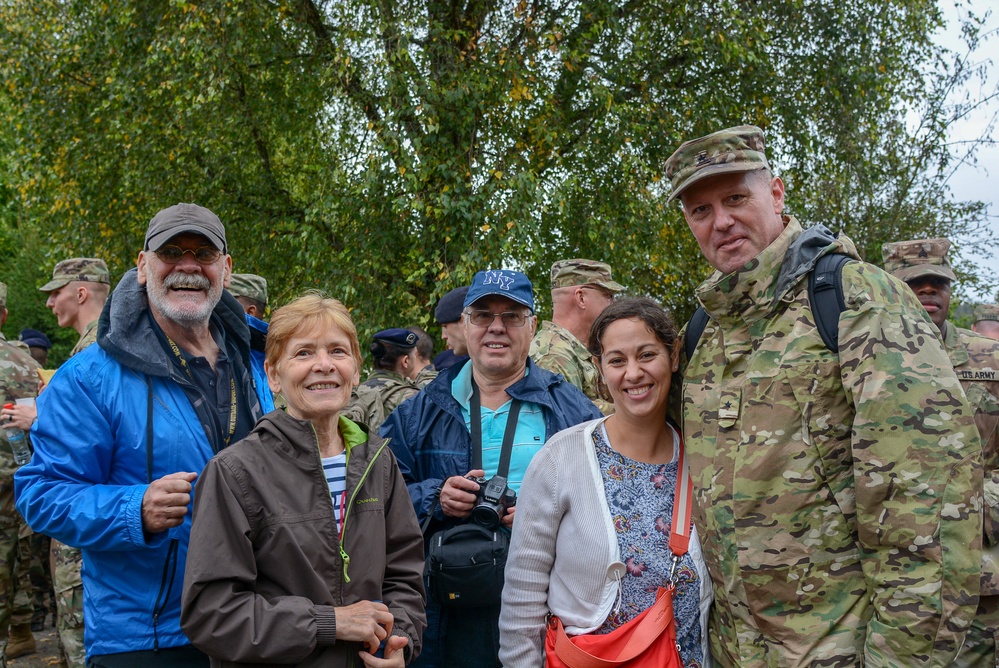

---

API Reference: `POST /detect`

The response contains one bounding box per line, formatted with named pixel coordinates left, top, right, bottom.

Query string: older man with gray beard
left=15, top=203, right=263, bottom=668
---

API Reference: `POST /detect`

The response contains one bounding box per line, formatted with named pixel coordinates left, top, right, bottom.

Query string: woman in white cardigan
left=499, top=296, right=712, bottom=667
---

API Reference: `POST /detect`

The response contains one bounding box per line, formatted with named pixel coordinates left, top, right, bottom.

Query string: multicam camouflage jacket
left=413, top=364, right=438, bottom=389
left=0, top=332, right=39, bottom=525
left=681, top=218, right=983, bottom=668
left=70, top=319, right=98, bottom=357
left=342, top=370, right=420, bottom=433
left=942, top=322, right=999, bottom=601
left=530, top=320, right=612, bottom=415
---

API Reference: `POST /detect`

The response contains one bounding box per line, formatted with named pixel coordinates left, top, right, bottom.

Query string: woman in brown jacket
left=181, top=293, right=426, bottom=667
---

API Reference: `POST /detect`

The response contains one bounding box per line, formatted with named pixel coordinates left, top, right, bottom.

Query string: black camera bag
left=422, top=381, right=521, bottom=609
left=426, top=522, right=510, bottom=607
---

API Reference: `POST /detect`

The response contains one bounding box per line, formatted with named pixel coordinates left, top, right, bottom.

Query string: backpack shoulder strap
left=684, top=306, right=710, bottom=361
left=809, top=253, right=853, bottom=354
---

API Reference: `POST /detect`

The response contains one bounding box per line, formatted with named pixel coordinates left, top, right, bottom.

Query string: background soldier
left=343, top=328, right=421, bottom=432
left=530, top=259, right=624, bottom=414
left=406, top=326, right=438, bottom=388
left=30, top=257, right=109, bottom=668
left=974, top=304, right=999, bottom=341
left=884, top=238, right=999, bottom=667
left=227, top=273, right=274, bottom=413
left=17, top=331, right=51, bottom=369
left=0, top=282, right=41, bottom=664
left=434, top=286, right=469, bottom=358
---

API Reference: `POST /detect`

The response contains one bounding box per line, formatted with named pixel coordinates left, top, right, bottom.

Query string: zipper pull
left=340, top=545, right=351, bottom=583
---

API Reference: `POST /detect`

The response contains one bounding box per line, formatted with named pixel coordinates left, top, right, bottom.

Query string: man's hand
left=440, top=469, right=484, bottom=518
left=141, top=471, right=197, bottom=533
left=1, top=403, right=36, bottom=432
left=501, top=504, right=516, bottom=528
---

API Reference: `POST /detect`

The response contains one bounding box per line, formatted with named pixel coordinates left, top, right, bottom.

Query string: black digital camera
left=466, top=474, right=517, bottom=529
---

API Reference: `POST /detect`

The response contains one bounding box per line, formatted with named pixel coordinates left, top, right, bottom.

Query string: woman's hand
left=358, top=635, right=408, bottom=667
left=440, top=469, right=484, bottom=518
left=334, top=601, right=394, bottom=652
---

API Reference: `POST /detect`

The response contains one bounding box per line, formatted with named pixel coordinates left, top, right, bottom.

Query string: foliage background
left=0, top=0, right=993, bottom=365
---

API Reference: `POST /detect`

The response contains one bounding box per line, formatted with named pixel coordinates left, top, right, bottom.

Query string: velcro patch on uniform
left=958, top=370, right=998, bottom=381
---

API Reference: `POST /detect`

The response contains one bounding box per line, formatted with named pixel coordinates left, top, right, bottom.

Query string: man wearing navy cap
left=342, top=328, right=422, bottom=433
left=434, top=286, right=469, bottom=358
left=383, top=269, right=600, bottom=668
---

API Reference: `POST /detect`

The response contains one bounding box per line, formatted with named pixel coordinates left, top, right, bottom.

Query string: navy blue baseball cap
left=434, top=286, right=470, bottom=324
left=374, top=328, right=418, bottom=348
left=463, top=269, right=535, bottom=312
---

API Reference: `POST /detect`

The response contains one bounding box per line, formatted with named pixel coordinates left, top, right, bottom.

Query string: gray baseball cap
left=145, top=203, right=227, bottom=252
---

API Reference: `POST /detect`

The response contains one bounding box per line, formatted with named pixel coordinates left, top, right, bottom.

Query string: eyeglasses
left=153, top=245, right=222, bottom=265
left=464, top=310, right=531, bottom=328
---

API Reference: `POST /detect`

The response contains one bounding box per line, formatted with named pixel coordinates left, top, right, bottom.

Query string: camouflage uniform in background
left=412, top=364, right=438, bottom=389
left=342, top=371, right=420, bottom=433
left=529, top=321, right=612, bottom=415
left=681, top=218, right=983, bottom=666
left=942, top=323, right=999, bottom=668
left=49, top=322, right=95, bottom=668
left=883, top=238, right=999, bottom=667
left=37, top=258, right=109, bottom=668
left=530, top=259, right=624, bottom=416
left=0, top=331, right=40, bottom=662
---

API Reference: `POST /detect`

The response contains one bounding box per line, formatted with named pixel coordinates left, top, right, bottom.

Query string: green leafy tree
left=0, top=0, right=992, bottom=344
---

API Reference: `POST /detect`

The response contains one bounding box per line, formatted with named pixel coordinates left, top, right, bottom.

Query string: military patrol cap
left=881, top=238, right=957, bottom=283
left=145, top=203, right=227, bottom=252
left=39, top=257, right=111, bottom=293
left=975, top=304, right=999, bottom=323
left=464, top=269, right=535, bottom=313
left=19, top=329, right=52, bottom=350
left=0, top=282, right=6, bottom=308
left=228, top=273, right=268, bottom=306
left=665, top=125, right=770, bottom=202
left=550, top=259, right=626, bottom=293
left=435, top=286, right=470, bottom=324
left=374, top=328, right=418, bottom=348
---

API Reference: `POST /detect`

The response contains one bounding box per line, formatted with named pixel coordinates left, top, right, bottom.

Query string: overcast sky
left=938, top=3, right=999, bottom=300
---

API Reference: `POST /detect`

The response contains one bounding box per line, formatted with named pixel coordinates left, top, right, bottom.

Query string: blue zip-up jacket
left=15, top=268, right=262, bottom=658
left=380, top=358, right=602, bottom=529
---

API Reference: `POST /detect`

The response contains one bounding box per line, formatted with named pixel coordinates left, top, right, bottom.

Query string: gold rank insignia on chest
left=958, top=369, right=998, bottom=381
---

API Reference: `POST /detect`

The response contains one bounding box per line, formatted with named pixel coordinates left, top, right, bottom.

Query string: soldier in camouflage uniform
left=407, top=326, right=439, bottom=388
left=974, top=304, right=999, bottom=341
left=667, top=125, right=983, bottom=667
left=342, top=328, right=421, bottom=432
left=0, top=282, right=41, bottom=665
left=884, top=238, right=999, bottom=667
left=529, top=259, right=624, bottom=415
left=36, top=258, right=110, bottom=668
left=227, top=273, right=277, bottom=413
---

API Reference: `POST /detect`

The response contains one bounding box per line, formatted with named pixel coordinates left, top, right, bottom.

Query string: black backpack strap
left=684, top=306, right=710, bottom=361
left=809, top=253, right=853, bottom=354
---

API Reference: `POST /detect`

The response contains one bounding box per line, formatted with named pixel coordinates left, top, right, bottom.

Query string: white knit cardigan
left=498, top=417, right=712, bottom=667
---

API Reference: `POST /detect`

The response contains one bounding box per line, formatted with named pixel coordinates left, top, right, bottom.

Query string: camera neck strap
left=470, top=377, right=522, bottom=479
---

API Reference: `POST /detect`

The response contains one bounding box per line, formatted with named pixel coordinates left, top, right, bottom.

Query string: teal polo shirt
left=451, top=362, right=546, bottom=493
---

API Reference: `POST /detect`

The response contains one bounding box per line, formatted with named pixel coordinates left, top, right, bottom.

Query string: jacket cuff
left=315, top=605, right=337, bottom=646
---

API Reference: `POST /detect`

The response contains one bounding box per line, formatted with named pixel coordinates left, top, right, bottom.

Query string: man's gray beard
left=144, top=266, right=222, bottom=328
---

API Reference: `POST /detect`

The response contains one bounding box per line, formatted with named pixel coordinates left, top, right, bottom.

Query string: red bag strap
left=550, top=587, right=675, bottom=668
left=668, top=426, right=692, bottom=558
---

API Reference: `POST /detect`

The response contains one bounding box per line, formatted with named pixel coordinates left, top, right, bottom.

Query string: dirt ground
left=7, top=624, right=62, bottom=668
